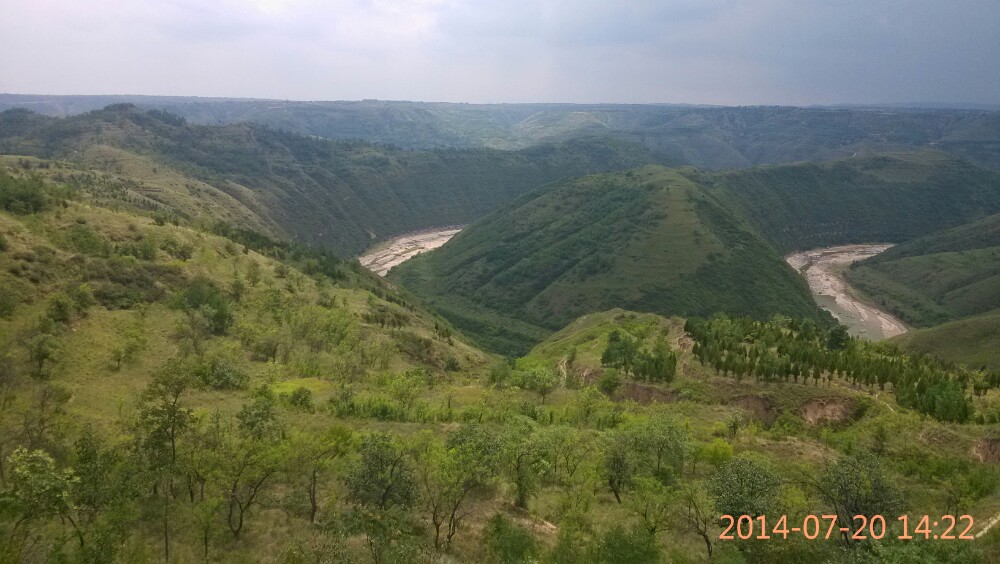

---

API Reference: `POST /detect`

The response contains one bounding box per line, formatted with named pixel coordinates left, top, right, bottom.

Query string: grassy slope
left=844, top=212, right=1000, bottom=327
left=0, top=106, right=662, bottom=256
left=0, top=160, right=493, bottom=426
left=890, top=309, right=1000, bottom=371
left=702, top=152, right=1000, bottom=253
left=391, top=165, right=823, bottom=355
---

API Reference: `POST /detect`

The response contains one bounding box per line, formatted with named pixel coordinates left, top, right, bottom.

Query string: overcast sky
left=1, top=0, right=998, bottom=105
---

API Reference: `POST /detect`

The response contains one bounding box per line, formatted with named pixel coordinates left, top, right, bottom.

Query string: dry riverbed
left=358, top=227, right=463, bottom=276
left=786, top=244, right=908, bottom=340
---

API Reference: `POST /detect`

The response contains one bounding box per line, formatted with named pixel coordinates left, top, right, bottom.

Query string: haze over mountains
left=4, top=94, right=1000, bottom=171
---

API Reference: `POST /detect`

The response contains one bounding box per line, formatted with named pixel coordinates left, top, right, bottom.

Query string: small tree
left=26, top=333, right=59, bottom=378
left=627, top=476, right=675, bottom=535
left=521, top=367, right=559, bottom=404
left=815, top=452, right=904, bottom=546
left=346, top=433, right=417, bottom=512
left=708, top=454, right=781, bottom=519
left=602, top=432, right=638, bottom=503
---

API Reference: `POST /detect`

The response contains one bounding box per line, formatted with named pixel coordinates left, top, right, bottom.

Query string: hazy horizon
left=2, top=1, right=998, bottom=107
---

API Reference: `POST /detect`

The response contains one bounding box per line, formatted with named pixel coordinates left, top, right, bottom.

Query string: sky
left=1, top=0, right=998, bottom=106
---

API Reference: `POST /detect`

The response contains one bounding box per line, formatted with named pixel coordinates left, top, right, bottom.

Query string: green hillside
left=0, top=105, right=660, bottom=256
left=844, top=213, right=1000, bottom=327
left=703, top=152, right=1000, bottom=253
left=390, top=166, right=824, bottom=355
left=5, top=95, right=1000, bottom=171
left=891, top=309, right=1000, bottom=371
left=4, top=164, right=1000, bottom=563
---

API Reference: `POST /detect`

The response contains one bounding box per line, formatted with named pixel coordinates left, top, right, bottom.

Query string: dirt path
left=786, top=244, right=907, bottom=341
left=357, top=227, right=463, bottom=276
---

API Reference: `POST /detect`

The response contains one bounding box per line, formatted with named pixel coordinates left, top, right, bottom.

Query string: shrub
left=285, top=386, right=314, bottom=411
left=196, top=356, right=249, bottom=390
left=47, top=293, right=75, bottom=324
left=482, top=514, right=537, bottom=564
left=173, top=277, right=233, bottom=334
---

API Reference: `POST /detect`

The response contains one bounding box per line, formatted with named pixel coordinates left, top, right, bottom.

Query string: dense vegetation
left=4, top=95, right=1000, bottom=171
left=0, top=105, right=662, bottom=256
left=685, top=315, right=1000, bottom=424
left=391, top=166, right=826, bottom=355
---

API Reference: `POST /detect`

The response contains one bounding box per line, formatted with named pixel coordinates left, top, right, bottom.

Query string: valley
left=358, top=227, right=463, bottom=276
left=786, top=244, right=908, bottom=340
left=0, top=103, right=998, bottom=564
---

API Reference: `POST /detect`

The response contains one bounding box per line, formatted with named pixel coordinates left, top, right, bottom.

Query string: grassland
left=890, top=309, right=1000, bottom=371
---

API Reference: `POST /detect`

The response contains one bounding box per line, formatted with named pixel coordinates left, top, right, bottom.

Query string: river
left=357, top=227, right=463, bottom=276
left=786, top=244, right=908, bottom=340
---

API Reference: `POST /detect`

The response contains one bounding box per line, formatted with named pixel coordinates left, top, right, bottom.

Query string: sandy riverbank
left=358, top=227, right=463, bottom=276
left=786, top=244, right=908, bottom=340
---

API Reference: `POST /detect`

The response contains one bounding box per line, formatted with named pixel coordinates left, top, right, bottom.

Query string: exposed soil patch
left=733, top=395, right=777, bottom=425
left=580, top=369, right=677, bottom=405
left=614, top=381, right=677, bottom=404
left=973, top=438, right=1000, bottom=463
left=800, top=397, right=856, bottom=425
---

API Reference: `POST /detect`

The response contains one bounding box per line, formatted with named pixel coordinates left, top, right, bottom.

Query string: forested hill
left=0, top=105, right=660, bottom=256
left=701, top=152, right=1000, bottom=253
left=3, top=96, right=1000, bottom=171
left=390, top=166, right=825, bottom=355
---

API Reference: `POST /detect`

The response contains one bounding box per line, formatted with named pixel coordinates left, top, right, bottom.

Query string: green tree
left=815, top=452, right=904, bottom=546
left=411, top=425, right=501, bottom=550
left=697, top=438, right=733, bottom=471
left=219, top=430, right=282, bottom=539
left=633, top=414, right=689, bottom=480
left=627, top=476, right=675, bottom=535
left=708, top=455, right=781, bottom=519
left=26, top=333, right=59, bottom=378
left=287, top=427, right=352, bottom=523
left=521, top=367, right=559, bottom=404
left=1, top=448, right=80, bottom=549
left=501, top=416, right=542, bottom=510
left=346, top=432, right=417, bottom=512
left=602, top=431, right=638, bottom=503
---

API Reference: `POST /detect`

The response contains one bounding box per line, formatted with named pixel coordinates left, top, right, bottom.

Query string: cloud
left=0, top=0, right=996, bottom=104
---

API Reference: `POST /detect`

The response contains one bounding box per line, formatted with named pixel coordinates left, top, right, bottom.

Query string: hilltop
left=390, top=165, right=825, bottom=355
